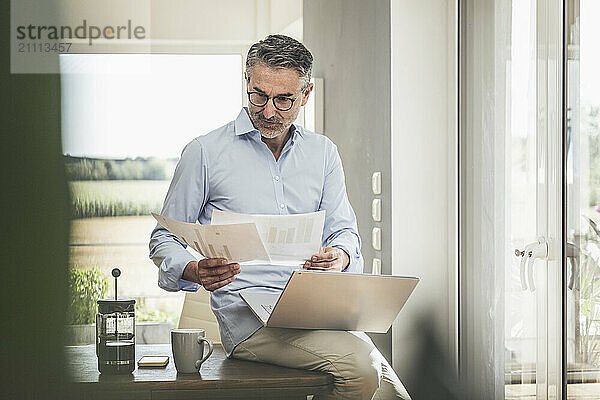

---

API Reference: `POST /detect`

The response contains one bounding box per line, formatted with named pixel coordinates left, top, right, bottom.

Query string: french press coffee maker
left=96, top=268, right=136, bottom=374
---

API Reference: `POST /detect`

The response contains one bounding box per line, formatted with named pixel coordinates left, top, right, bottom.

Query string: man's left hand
left=303, top=247, right=349, bottom=271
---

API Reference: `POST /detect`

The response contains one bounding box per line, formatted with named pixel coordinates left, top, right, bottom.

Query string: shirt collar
left=234, top=108, right=258, bottom=136
left=234, top=107, right=302, bottom=139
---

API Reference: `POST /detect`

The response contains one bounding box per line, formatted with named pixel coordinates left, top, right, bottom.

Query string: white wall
left=390, top=0, right=457, bottom=376
left=303, top=0, right=394, bottom=361
left=144, top=0, right=303, bottom=107
left=145, top=0, right=302, bottom=116
left=304, top=0, right=457, bottom=382
left=148, top=0, right=302, bottom=46
left=55, top=0, right=303, bottom=54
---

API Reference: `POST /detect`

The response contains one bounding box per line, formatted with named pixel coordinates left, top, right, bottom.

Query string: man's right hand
left=182, top=259, right=241, bottom=292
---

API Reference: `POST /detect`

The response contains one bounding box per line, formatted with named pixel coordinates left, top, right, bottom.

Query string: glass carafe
left=96, top=299, right=136, bottom=374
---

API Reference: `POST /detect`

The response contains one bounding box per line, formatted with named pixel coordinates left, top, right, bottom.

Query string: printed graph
left=266, top=218, right=313, bottom=244
left=193, top=228, right=233, bottom=258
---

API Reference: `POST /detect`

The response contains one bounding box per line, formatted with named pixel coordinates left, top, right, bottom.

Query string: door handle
left=515, top=237, right=548, bottom=291
left=566, top=242, right=580, bottom=291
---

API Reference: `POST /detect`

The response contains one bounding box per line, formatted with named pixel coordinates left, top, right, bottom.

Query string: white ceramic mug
left=171, top=329, right=214, bottom=373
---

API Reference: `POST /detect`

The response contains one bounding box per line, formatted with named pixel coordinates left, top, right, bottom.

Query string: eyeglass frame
left=246, top=84, right=310, bottom=112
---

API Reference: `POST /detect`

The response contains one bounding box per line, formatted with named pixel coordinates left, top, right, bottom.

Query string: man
left=149, top=34, right=410, bottom=400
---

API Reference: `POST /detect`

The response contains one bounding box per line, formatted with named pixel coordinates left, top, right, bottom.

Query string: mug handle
left=194, top=337, right=214, bottom=371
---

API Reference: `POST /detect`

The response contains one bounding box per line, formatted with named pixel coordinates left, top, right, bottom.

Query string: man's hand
left=303, top=247, right=349, bottom=272
left=182, top=258, right=241, bottom=292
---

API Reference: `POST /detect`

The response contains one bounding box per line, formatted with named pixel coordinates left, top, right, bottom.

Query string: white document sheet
left=211, top=210, right=326, bottom=265
left=239, top=290, right=281, bottom=326
left=152, top=213, right=271, bottom=263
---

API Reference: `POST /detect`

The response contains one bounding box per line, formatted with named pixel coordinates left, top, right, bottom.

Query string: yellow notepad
left=137, top=356, right=169, bottom=367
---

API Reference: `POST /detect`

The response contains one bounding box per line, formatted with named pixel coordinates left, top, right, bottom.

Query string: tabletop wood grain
left=65, top=344, right=333, bottom=399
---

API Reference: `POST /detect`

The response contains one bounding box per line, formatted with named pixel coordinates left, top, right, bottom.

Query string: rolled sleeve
left=149, top=238, right=198, bottom=292
left=319, top=142, right=364, bottom=273
left=148, top=139, right=209, bottom=292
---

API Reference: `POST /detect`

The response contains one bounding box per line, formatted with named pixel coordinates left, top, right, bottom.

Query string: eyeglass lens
left=248, top=93, right=294, bottom=111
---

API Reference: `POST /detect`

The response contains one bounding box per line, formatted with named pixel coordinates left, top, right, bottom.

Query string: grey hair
left=246, top=34, right=313, bottom=89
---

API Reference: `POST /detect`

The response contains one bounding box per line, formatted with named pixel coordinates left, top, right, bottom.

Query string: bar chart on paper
left=151, top=213, right=270, bottom=263
left=192, top=228, right=233, bottom=259
left=152, top=211, right=326, bottom=265
left=266, top=218, right=313, bottom=245
left=211, top=210, right=326, bottom=264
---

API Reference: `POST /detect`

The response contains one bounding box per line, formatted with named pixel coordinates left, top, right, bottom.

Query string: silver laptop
left=239, top=270, right=419, bottom=333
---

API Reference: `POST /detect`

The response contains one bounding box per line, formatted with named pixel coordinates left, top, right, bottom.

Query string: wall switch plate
left=372, top=227, right=381, bottom=251
left=372, top=199, right=381, bottom=221
left=372, top=172, right=381, bottom=195
left=372, top=258, right=381, bottom=275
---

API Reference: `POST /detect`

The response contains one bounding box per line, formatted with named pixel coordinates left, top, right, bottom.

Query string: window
left=61, top=54, right=242, bottom=327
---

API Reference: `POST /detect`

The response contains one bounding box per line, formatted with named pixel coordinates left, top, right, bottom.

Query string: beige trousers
left=231, top=327, right=411, bottom=400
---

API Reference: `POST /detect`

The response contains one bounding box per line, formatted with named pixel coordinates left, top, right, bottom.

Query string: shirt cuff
left=157, top=252, right=198, bottom=292
left=178, top=279, right=201, bottom=292
left=332, top=244, right=363, bottom=273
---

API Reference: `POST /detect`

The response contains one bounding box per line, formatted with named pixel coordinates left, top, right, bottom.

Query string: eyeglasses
left=247, top=91, right=298, bottom=111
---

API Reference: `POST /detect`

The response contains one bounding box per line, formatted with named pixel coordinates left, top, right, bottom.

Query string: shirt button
left=274, top=175, right=280, bottom=181
left=279, top=204, right=285, bottom=209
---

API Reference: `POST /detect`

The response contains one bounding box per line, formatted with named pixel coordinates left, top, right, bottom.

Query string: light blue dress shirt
left=149, top=108, right=364, bottom=356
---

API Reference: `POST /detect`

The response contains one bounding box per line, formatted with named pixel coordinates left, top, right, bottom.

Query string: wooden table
left=65, top=344, right=333, bottom=400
